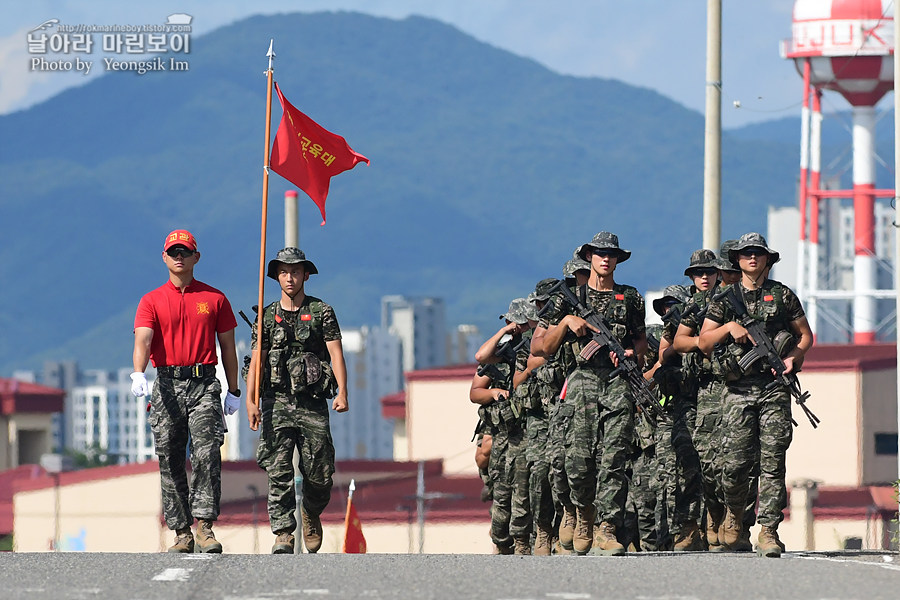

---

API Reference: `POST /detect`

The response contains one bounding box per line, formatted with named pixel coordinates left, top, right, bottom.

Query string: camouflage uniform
left=479, top=359, right=516, bottom=549
left=253, top=282, right=341, bottom=533
left=705, top=276, right=805, bottom=532
left=507, top=329, right=534, bottom=544
left=150, top=374, right=225, bottom=530
left=562, top=283, right=645, bottom=530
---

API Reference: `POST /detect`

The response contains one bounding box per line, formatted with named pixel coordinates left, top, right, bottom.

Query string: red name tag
left=764, top=295, right=774, bottom=302
left=301, top=314, right=312, bottom=321
left=615, top=294, right=625, bottom=300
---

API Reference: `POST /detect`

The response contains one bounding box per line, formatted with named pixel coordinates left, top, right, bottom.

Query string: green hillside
left=0, top=11, right=803, bottom=374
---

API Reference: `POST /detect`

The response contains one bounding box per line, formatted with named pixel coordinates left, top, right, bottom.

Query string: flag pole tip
left=266, top=39, right=275, bottom=58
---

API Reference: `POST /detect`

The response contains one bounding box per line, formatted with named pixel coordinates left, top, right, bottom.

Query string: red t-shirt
left=134, top=279, right=238, bottom=368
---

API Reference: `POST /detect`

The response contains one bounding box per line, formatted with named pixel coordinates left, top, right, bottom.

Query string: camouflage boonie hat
left=577, top=231, right=631, bottom=263
left=652, top=284, right=691, bottom=317
left=266, top=247, right=319, bottom=280
left=532, top=278, right=559, bottom=302
left=563, top=250, right=591, bottom=279
left=499, top=298, right=530, bottom=325
left=728, top=232, right=780, bottom=266
left=718, top=239, right=741, bottom=271
left=683, top=249, right=719, bottom=276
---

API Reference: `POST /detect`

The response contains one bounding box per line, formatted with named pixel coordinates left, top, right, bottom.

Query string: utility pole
left=703, top=0, right=722, bottom=249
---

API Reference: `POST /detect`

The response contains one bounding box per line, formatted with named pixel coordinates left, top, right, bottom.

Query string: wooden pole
left=251, top=40, right=276, bottom=412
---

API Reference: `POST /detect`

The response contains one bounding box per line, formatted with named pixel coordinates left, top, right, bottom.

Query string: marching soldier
left=246, top=247, right=349, bottom=554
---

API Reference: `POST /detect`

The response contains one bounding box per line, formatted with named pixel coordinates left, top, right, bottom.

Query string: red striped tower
left=785, top=0, right=895, bottom=343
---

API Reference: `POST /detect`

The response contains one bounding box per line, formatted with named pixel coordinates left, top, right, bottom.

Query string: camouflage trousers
left=256, top=391, right=335, bottom=533
left=720, top=378, right=792, bottom=528
left=655, top=393, right=702, bottom=536
left=507, top=427, right=532, bottom=540
left=525, top=409, right=555, bottom=532
left=149, top=374, right=225, bottom=530
left=488, top=426, right=512, bottom=548
left=624, top=445, right=658, bottom=551
left=547, top=399, right=573, bottom=512
left=695, top=377, right=760, bottom=532
left=565, top=368, right=634, bottom=529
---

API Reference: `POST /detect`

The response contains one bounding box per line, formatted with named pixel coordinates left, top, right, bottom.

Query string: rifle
left=714, top=285, right=820, bottom=428
left=548, top=280, right=663, bottom=421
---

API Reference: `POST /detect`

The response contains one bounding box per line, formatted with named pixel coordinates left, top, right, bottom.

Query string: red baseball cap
left=163, top=229, right=197, bottom=251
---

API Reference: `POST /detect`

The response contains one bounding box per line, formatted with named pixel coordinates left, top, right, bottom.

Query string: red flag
left=342, top=496, right=367, bottom=553
left=270, top=82, right=369, bottom=225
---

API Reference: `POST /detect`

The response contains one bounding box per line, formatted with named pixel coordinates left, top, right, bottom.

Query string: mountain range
left=0, top=11, right=895, bottom=376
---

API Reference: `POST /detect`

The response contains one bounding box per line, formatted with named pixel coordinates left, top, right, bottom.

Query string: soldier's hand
left=782, top=356, right=795, bottom=376
left=332, top=391, right=349, bottom=413
left=223, top=391, right=241, bottom=416
left=729, top=322, right=750, bottom=344
left=130, top=372, right=149, bottom=397
left=246, top=397, right=261, bottom=431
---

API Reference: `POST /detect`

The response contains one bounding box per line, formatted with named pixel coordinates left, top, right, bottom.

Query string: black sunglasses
left=738, top=247, right=766, bottom=258
left=690, top=268, right=718, bottom=277
left=166, top=247, right=195, bottom=258
left=591, top=249, right=618, bottom=258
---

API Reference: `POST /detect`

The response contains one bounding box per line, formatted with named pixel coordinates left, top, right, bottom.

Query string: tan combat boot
left=513, top=537, right=532, bottom=555
left=718, top=506, right=745, bottom=550
left=558, top=504, right=576, bottom=551
left=553, top=537, right=572, bottom=555
left=757, top=526, right=783, bottom=558
left=590, top=521, right=625, bottom=556
left=195, top=519, right=223, bottom=553
left=301, top=509, right=323, bottom=553
left=572, top=505, right=596, bottom=555
left=706, top=507, right=724, bottom=552
left=673, top=520, right=703, bottom=552
left=167, top=527, right=194, bottom=553
left=272, top=529, right=294, bottom=554
left=533, top=524, right=552, bottom=556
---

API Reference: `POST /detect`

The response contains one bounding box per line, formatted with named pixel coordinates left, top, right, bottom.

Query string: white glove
left=223, top=391, right=241, bottom=416
left=130, top=372, right=149, bottom=397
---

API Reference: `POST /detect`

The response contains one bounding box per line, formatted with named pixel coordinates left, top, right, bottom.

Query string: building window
left=874, top=433, right=898, bottom=456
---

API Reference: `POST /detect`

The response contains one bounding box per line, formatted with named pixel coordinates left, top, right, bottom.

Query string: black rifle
left=714, top=285, right=820, bottom=428
left=549, top=281, right=663, bottom=421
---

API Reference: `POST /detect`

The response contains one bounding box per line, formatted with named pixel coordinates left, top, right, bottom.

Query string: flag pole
left=342, top=479, right=356, bottom=552
left=252, top=39, right=276, bottom=413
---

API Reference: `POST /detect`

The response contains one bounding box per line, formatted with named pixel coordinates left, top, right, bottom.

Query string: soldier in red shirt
left=131, top=229, right=240, bottom=553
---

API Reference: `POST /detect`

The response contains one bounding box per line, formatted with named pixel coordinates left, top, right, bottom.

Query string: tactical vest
left=713, top=281, right=794, bottom=380
left=571, top=283, right=639, bottom=368
left=262, top=297, right=337, bottom=398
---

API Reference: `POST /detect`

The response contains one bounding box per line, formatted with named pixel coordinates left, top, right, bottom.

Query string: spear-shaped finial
left=266, top=39, right=275, bottom=72
left=349, top=478, right=356, bottom=500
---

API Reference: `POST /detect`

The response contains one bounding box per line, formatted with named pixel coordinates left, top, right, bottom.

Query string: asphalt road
left=0, top=550, right=898, bottom=600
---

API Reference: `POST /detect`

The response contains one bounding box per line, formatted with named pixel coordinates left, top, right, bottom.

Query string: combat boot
left=589, top=521, right=625, bottom=556
left=673, top=520, right=704, bottom=551
left=706, top=507, right=725, bottom=552
left=271, top=529, right=294, bottom=554
left=533, top=524, right=553, bottom=556
left=732, top=526, right=753, bottom=552
left=558, top=504, right=576, bottom=551
left=718, top=506, right=744, bottom=550
left=195, top=519, right=223, bottom=553
left=513, top=537, right=532, bottom=555
left=494, top=542, right=514, bottom=555
left=301, top=509, right=323, bottom=554
left=553, top=537, right=572, bottom=555
left=572, top=505, right=595, bottom=555
left=167, top=527, right=194, bottom=553
left=757, top=526, right=783, bottom=558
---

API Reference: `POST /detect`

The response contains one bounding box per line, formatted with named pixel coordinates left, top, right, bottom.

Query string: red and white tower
left=784, top=0, right=895, bottom=343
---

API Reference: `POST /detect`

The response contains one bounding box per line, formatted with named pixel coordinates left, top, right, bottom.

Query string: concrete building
left=381, top=296, right=447, bottom=371
left=0, top=378, right=64, bottom=470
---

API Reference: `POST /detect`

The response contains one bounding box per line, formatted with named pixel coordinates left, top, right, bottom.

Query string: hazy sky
left=0, top=1, right=847, bottom=127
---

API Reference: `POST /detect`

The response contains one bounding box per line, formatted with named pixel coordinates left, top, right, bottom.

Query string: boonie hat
left=728, top=232, right=780, bottom=266
left=577, top=231, right=631, bottom=263
left=718, top=239, right=741, bottom=272
left=652, top=284, right=691, bottom=317
left=266, top=247, right=319, bottom=280
left=499, top=298, right=530, bottom=325
left=532, top=278, right=559, bottom=302
left=683, top=249, right=719, bottom=276
left=164, top=229, right=197, bottom=252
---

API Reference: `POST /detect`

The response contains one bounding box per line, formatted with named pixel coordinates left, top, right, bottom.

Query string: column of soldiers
left=470, top=231, right=813, bottom=558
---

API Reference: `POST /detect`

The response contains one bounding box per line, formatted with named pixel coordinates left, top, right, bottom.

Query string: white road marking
left=547, top=594, right=592, bottom=599
left=794, top=555, right=900, bottom=572
left=152, top=567, right=193, bottom=581
left=182, top=554, right=214, bottom=560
